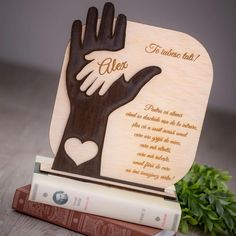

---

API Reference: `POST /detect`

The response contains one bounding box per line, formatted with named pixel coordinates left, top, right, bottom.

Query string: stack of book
left=12, top=156, right=181, bottom=236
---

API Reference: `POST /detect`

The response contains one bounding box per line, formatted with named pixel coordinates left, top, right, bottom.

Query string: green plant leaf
left=215, top=200, right=224, bottom=217
left=191, top=201, right=203, bottom=217
left=226, top=207, right=236, bottom=216
left=207, top=211, right=219, bottom=221
left=188, top=216, right=198, bottom=225
left=208, top=195, right=215, bottom=204
left=214, top=222, right=225, bottom=233
left=206, top=217, right=213, bottom=231
left=175, top=163, right=236, bottom=235
left=223, top=211, right=234, bottom=230
left=219, top=198, right=231, bottom=205
left=180, top=220, right=189, bottom=234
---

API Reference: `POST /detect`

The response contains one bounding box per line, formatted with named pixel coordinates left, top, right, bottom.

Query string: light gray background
left=0, top=0, right=236, bottom=113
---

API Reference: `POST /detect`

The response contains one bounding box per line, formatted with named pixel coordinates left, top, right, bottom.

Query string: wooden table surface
left=0, top=62, right=235, bottom=235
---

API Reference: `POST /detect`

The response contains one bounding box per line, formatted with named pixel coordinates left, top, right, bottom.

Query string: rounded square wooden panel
left=49, top=3, right=213, bottom=189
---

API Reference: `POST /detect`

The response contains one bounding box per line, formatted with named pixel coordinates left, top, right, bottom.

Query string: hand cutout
left=76, top=50, right=129, bottom=96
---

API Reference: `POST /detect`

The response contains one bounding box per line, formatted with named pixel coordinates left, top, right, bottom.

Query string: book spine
left=12, top=185, right=164, bottom=236
left=29, top=173, right=181, bottom=231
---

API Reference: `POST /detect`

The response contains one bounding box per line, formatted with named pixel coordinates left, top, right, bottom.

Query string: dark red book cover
left=12, top=185, right=176, bottom=236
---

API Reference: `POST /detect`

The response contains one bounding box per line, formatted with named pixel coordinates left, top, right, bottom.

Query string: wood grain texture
left=0, top=62, right=234, bottom=235
left=49, top=3, right=213, bottom=190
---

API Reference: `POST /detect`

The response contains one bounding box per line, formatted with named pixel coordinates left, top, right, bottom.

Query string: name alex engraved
left=97, top=57, right=128, bottom=75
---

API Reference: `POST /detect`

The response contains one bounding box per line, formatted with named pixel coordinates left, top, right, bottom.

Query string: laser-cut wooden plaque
left=48, top=2, right=213, bottom=194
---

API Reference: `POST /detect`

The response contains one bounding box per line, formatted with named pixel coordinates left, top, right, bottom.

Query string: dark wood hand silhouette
left=52, top=2, right=161, bottom=180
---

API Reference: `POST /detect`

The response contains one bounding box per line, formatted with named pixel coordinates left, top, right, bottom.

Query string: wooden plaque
left=49, top=3, right=213, bottom=192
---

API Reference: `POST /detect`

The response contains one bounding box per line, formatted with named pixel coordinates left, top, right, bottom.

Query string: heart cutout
left=64, top=138, right=98, bottom=166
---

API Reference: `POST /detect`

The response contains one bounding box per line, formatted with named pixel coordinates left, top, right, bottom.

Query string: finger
left=69, top=20, right=83, bottom=63
left=80, top=75, right=97, bottom=91
left=84, top=51, right=98, bottom=61
left=113, top=14, right=127, bottom=49
left=99, top=81, right=113, bottom=95
left=98, top=2, right=114, bottom=41
left=86, top=78, right=105, bottom=96
left=84, top=7, right=98, bottom=48
left=76, top=64, right=93, bottom=81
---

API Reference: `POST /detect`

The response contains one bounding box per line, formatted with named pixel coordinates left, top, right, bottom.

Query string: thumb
left=127, top=66, right=161, bottom=98
left=85, top=50, right=116, bottom=61
left=105, top=66, right=161, bottom=110
left=85, top=51, right=102, bottom=61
